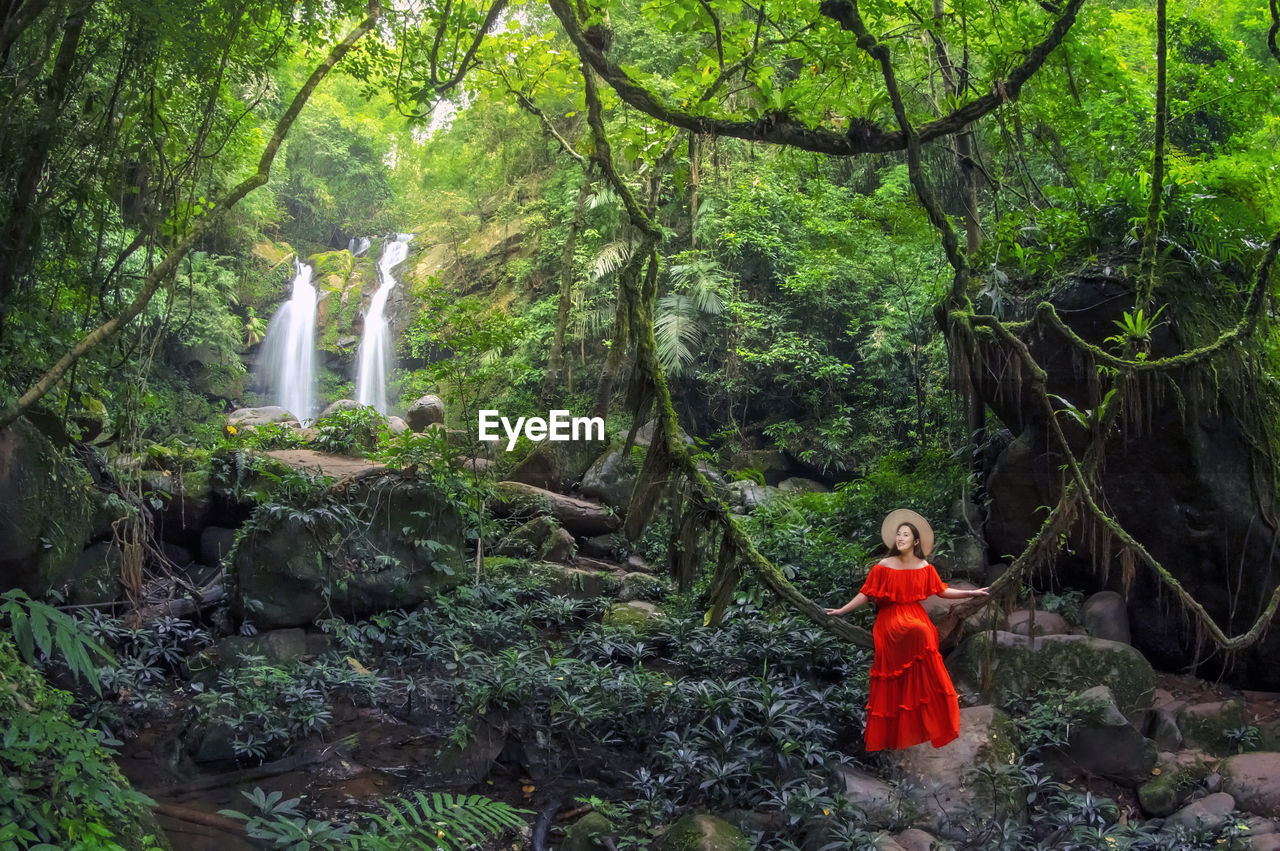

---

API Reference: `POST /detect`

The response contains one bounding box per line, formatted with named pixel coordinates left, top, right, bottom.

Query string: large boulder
left=491, top=481, right=621, bottom=537
left=580, top=446, right=640, bottom=508
left=494, top=516, right=576, bottom=563
left=506, top=438, right=606, bottom=492
left=141, top=467, right=215, bottom=547
left=836, top=765, right=904, bottom=825
left=1083, top=591, right=1131, bottom=644
left=727, top=449, right=794, bottom=486
left=405, top=395, right=445, bottom=431
left=889, top=705, right=1022, bottom=837
left=1221, top=753, right=1280, bottom=817
left=948, top=631, right=1155, bottom=724
left=1046, top=685, right=1157, bottom=784
left=0, top=418, right=96, bottom=595
left=1006, top=608, right=1071, bottom=637
left=1178, top=699, right=1249, bottom=755
left=1138, top=750, right=1215, bottom=816
left=233, top=472, right=466, bottom=628
left=316, top=399, right=363, bottom=420
left=227, top=406, right=299, bottom=429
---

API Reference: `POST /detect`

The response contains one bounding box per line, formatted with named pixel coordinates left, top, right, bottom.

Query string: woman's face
left=895, top=524, right=916, bottom=554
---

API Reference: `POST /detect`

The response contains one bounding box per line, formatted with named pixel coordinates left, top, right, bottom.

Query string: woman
left=826, top=509, right=990, bottom=751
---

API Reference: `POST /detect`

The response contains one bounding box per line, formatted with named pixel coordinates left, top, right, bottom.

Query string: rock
left=1252, top=836, right=1280, bottom=851
left=65, top=542, right=123, bottom=605
left=494, top=516, right=576, bottom=563
left=1138, top=750, right=1214, bottom=816
left=890, top=705, right=1022, bottom=837
left=215, top=628, right=310, bottom=665
left=317, top=399, right=363, bottom=420
left=1006, top=609, right=1071, bottom=637
left=227, top=406, right=299, bottom=429
left=836, top=765, right=902, bottom=824
left=233, top=472, right=465, bottom=628
left=0, top=417, right=96, bottom=595
left=1169, top=792, right=1236, bottom=831
left=727, top=450, right=794, bottom=486
left=507, top=439, right=607, bottom=493
left=945, top=534, right=988, bottom=581
left=581, top=533, right=625, bottom=559
left=984, top=428, right=1055, bottom=563
left=777, top=477, right=829, bottom=493
left=1222, top=753, right=1280, bottom=817
left=1178, top=700, right=1248, bottom=755
left=891, top=829, right=938, bottom=851
left=406, top=395, right=445, bottom=430
left=1047, top=685, right=1156, bottom=784
left=625, top=554, right=649, bottom=572
left=1083, top=591, right=1131, bottom=644
left=387, top=416, right=410, bottom=435
left=162, top=542, right=194, bottom=567
left=485, top=560, right=616, bottom=599
left=603, top=600, right=662, bottom=629
left=141, top=467, right=215, bottom=547
left=563, top=812, right=619, bottom=851
left=658, top=814, right=751, bottom=851
left=581, top=446, right=640, bottom=508
left=634, top=419, right=695, bottom=449
left=492, top=481, right=621, bottom=537
left=1146, top=706, right=1185, bottom=751
left=199, top=526, right=238, bottom=567
left=618, top=572, right=666, bottom=602
left=726, top=480, right=777, bottom=511
left=948, top=632, right=1156, bottom=724
left=921, top=580, right=999, bottom=646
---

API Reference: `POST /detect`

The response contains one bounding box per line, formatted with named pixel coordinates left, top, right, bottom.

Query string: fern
left=589, top=238, right=637, bottom=281
left=353, top=792, right=528, bottom=850
left=0, top=590, right=114, bottom=695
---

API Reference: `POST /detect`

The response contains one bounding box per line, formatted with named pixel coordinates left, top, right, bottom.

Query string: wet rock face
left=232, top=472, right=466, bottom=628
left=975, top=270, right=1280, bottom=690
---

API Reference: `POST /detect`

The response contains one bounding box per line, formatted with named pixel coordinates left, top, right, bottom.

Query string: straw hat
left=881, top=509, right=934, bottom=556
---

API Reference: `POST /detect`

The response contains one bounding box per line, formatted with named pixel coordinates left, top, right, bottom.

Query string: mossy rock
left=0, top=417, right=96, bottom=595
left=527, top=562, right=617, bottom=599
left=233, top=473, right=466, bottom=627
left=948, top=631, right=1155, bottom=723
left=603, top=600, right=663, bottom=630
left=1137, top=753, right=1213, bottom=816
left=0, top=635, right=171, bottom=849
left=309, top=249, right=355, bottom=281
left=658, top=814, right=751, bottom=851
left=1177, top=699, right=1249, bottom=756
left=562, top=812, right=619, bottom=851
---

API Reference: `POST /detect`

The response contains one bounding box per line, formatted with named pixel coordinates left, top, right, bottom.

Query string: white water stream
left=355, top=234, right=412, bottom=414
left=257, top=260, right=318, bottom=423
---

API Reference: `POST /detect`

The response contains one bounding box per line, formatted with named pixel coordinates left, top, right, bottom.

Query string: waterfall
left=256, top=260, right=317, bottom=423
left=348, top=236, right=370, bottom=257
left=355, top=234, right=412, bottom=414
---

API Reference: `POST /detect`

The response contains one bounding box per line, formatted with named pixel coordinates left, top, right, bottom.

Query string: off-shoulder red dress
left=859, top=562, right=961, bottom=751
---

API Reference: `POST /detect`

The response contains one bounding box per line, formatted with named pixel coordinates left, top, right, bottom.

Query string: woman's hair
left=885, top=522, right=926, bottom=559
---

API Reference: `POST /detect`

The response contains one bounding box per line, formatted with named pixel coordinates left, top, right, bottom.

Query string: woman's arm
left=936, top=586, right=991, bottom=600
left=826, top=593, right=870, bottom=616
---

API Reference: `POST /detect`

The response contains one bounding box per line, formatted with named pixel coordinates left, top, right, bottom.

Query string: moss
left=1178, top=699, right=1249, bottom=756
left=1138, top=757, right=1211, bottom=816
left=950, top=632, right=1155, bottom=723
left=603, top=601, right=661, bottom=630
left=659, top=815, right=751, bottom=851
left=562, top=812, right=618, bottom=851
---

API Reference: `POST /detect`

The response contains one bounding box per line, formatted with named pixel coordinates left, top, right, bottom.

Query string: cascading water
left=348, top=236, right=371, bottom=257
left=256, top=260, right=317, bottom=423
left=355, top=234, right=412, bottom=414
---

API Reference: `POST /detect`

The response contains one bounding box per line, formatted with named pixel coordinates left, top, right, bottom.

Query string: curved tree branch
left=546, top=0, right=1084, bottom=156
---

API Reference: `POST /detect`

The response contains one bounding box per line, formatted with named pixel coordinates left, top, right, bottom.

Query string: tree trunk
left=0, top=1, right=88, bottom=308
left=544, top=171, right=591, bottom=400
left=931, top=0, right=981, bottom=256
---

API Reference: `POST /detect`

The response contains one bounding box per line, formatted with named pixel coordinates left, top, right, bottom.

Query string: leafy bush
left=311, top=406, right=388, bottom=456
left=0, top=635, right=164, bottom=850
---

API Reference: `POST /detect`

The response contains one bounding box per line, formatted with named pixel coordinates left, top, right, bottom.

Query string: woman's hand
left=825, top=607, right=844, bottom=616
left=971, top=587, right=991, bottom=597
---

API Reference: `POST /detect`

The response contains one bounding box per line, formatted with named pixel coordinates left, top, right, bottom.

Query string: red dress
left=859, top=563, right=961, bottom=751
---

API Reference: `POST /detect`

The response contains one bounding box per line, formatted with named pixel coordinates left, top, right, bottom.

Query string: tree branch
left=0, top=3, right=381, bottom=433
left=546, top=0, right=1084, bottom=156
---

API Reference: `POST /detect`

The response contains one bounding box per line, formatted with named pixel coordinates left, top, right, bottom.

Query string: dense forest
left=2, top=0, right=1280, bottom=846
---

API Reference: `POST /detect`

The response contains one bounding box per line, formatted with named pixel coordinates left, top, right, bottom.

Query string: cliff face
left=977, top=262, right=1280, bottom=689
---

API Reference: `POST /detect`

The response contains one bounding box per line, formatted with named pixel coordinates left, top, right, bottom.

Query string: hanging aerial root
left=673, top=489, right=706, bottom=592
left=704, top=529, right=741, bottom=627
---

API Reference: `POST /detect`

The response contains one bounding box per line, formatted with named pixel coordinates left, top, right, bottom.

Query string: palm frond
left=352, top=791, right=529, bottom=851
left=589, top=238, right=636, bottom=282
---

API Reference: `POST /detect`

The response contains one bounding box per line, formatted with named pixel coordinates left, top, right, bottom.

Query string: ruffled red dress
left=859, top=563, right=961, bottom=751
